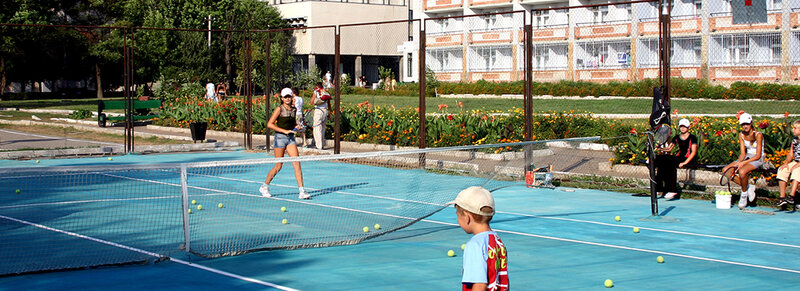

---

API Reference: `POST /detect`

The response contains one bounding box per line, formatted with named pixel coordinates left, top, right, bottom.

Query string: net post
left=180, top=164, right=191, bottom=253
left=418, top=23, right=427, bottom=168
left=524, top=18, right=534, bottom=184
left=647, top=133, right=659, bottom=217
left=244, top=34, right=253, bottom=150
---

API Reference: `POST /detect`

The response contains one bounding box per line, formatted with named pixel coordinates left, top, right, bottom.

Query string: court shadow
left=659, top=206, right=676, bottom=216
left=367, top=224, right=456, bottom=243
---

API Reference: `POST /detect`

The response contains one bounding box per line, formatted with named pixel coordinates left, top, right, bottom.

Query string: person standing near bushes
left=655, top=118, right=698, bottom=200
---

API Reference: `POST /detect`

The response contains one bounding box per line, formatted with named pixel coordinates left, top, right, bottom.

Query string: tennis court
left=2, top=147, right=799, bottom=290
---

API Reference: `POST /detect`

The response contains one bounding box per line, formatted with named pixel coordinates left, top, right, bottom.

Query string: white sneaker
left=259, top=184, right=271, bottom=197
left=665, top=192, right=677, bottom=199
left=298, top=189, right=311, bottom=199
left=738, top=192, right=748, bottom=209
left=747, top=184, right=756, bottom=202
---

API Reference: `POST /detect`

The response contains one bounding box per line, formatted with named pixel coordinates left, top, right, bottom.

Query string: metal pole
left=123, top=30, right=131, bottom=153
left=418, top=22, right=427, bottom=168
left=244, top=34, right=253, bottom=150
left=524, top=16, right=534, bottom=174
left=265, top=32, right=272, bottom=151
left=207, top=15, right=212, bottom=49
left=334, top=28, right=341, bottom=154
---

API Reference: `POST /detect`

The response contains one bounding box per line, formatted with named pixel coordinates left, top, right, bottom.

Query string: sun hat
left=678, top=118, right=690, bottom=128
left=281, top=88, right=294, bottom=97
left=738, top=113, right=753, bottom=125
left=448, top=186, right=495, bottom=216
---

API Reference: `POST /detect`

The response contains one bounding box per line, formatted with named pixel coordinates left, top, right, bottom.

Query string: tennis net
left=0, top=136, right=601, bottom=275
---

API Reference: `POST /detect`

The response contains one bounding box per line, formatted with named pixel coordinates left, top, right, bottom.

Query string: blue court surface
left=2, top=151, right=800, bottom=290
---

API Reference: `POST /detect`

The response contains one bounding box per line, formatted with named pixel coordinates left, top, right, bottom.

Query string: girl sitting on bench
left=721, top=113, right=765, bottom=209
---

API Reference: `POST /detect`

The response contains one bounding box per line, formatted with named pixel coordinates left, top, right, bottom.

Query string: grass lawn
left=2, top=95, right=796, bottom=115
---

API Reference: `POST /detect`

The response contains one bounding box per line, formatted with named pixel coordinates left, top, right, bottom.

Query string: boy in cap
left=451, top=186, right=509, bottom=291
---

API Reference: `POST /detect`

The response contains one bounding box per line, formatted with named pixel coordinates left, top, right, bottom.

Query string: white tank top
left=743, top=132, right=764, bottom=161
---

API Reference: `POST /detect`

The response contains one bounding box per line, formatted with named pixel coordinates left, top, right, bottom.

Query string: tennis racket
left=301, top=107, right=328, bottom=131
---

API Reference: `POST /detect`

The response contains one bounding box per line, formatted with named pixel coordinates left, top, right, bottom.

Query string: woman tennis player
left=721, top=112, right=764, bottom=209
left=259, top=88, right=311, bottom=199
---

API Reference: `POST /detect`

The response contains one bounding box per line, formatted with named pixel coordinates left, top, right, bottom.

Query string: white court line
left=419, top=218, right=800, bottom=274
left=192, top=173, right=800, bottom=250
left=0, top=214, right=297, bottom=291
left=55, top=172, right=800, bottom=275
left=0, top=129, right=121, bottom=146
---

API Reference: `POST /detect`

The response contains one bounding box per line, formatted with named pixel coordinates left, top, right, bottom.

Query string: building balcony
left=424, top=0, right=463, bottom=11
left=469, top=71, right=517, bottom=82
left=468, top=0, right=512, bottom=8
left=427, top=33, right=464, bottom=46
left=710, top=65, right=782, bottom=83
left=527, top=69, right=570, bottom=82
left=638, top=17, right=701, bottom=36
left=638, top=67, right=701, bottom=80
left=525, top=26, right=569, bottom=42
left=792, top=12, right=800, bottom=29
left=575, top=22, right=631, bottom=39
left=434, top=72, right=464, bottom=82
left=575, top=68, right=632, bottom=82
left=519, top=0, right=564, bottom=5
left=469, top=30, right=514, bottom=44
left=709, top=12, right=782, bottom=33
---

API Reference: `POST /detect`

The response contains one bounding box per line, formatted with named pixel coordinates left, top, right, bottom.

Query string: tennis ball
left=281, top=206, right=287, bottom=212
left=188, top=209, right=192, bottom=214
left=447, top=250, right=455, bottom=257
left=15, top=189, right=20, bottom=194
left=108, top=157, right=113, bottom=161
left=614, top=216, right=621, bottom=222
left=35, top=160, right=40, bottom=163
left=363, top=227, right=370, bottom=233
left=374, top=224, right=381, bottom=230
left=656, top=256, right=664, bottom=263
left=191, top=200, right=197, bottom=205
left=633, top=227, right=640, bottom=233
left=197, top=205, right=203, bottom=210
left=604, top=279, right=613, bottom=288
left=461, top=243, right=466, bottom=250
left=282, top=219, right=288, bottom=224
left=218, top=203, right=224, bottom=208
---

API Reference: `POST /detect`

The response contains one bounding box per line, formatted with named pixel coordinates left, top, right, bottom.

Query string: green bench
left=97, top=100, right=162, bottom=127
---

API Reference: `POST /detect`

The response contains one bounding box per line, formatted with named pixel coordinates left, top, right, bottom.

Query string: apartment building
left=417, top=0, right=800, bottom=85
left=267, top=0, right=412, bottom=84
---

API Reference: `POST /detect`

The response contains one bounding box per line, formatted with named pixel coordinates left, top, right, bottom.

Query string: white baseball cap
left=448, top=186, right=495, bottom=216
left=280, top=88, right=293, bottom=97
left=738, top=113, right=753, bottom=125
left=678, top=118, right=690, bottom=128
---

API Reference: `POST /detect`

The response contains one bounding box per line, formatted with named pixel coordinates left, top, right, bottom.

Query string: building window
left=592, top=6, right=609, bottom=24
left=770, top=0, right=782, bottom=10
left=578, top=41, right=630, bottom=69
left=693, top=0, right=702, bottom=13
left=711, top=33, right=781, bottom=66
left=407, top=53, right=413, bottom=77
left=534, top=10, right=549, bottom=28
left=428, top=49, right=462, bottom=72
left=470, top=46, right=512, bottom=72
left=530, top=43, right=568, bottom=70
left=672, top=37, right=702, bottom=67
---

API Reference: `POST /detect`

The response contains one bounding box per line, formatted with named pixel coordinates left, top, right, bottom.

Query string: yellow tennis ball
left=633, top=227, right=640, bottom=233
left=363, top=227, right=369, bottom=233
left=614, top=216, right=621, bottom=222
left=447, top=250, right=455, bottom=257
left=191, top=200, right=197, bottom=205
left=197, top=205, right=203, bottom=210
left=656, top=256, right=664, bottom=263
left=604, top=279, right=613, bottom=288
left=282, top=219, right=288, bottom=224
left=188, top=209, right=192, bottom=214
left=108, top=157, right=113, bottom=161
left=374, top=224, right=381, bottom=230
left=218, top=203, right=224, bottom=208
left=281, top=206, right=287, bottom=212
left=461, top=243, right=466, bottom=250
left=15, top=189, right=21, bottom=194
left=35, top=160, right=40, bottom=163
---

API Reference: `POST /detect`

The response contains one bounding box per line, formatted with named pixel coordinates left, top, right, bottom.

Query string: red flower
left=447, top=115, right=454, bottom=121
left=387, top=121, right=393, bottom=127
left=481, top=115, right=488, bottom=120
left=758, top=120, right=769, bottom=129
left=629, top=128, right=638, bottom=135
left=736, top=110, right=745, bottom=119
left=715, top=130, right=723, bottom=137
left=785, top=112, right=790, bottom=118
left=458, top=102, right=464, bottom=108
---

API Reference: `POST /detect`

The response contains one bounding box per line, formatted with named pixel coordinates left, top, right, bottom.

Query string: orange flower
left=785, top=112, right=791, bottom=118
left=387, top=121, right=393, bottom=126
left=458, top=102, right=463, bottom=108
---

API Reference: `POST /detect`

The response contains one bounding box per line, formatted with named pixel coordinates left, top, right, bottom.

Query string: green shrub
left=68, top=109, right=92, bottom=120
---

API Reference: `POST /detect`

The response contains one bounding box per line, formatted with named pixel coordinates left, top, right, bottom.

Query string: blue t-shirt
left=462, top=230, right=509, bottom=290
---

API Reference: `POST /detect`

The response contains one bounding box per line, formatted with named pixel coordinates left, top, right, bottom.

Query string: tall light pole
left=205, top=15, right=214, bottom=48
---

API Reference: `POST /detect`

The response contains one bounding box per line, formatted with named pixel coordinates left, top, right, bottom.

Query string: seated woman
left=216, top=83, right=227, bottom=101
left=721, top=113, right=765, bottom=209
left=655, top=118, right=698, bottom=200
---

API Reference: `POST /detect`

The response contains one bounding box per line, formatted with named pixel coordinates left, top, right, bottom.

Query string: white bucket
left=715, top=195, right=731, bottom=209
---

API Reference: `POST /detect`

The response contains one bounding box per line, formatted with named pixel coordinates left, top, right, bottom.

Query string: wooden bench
left=97, top=100, right=162, bottom=127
